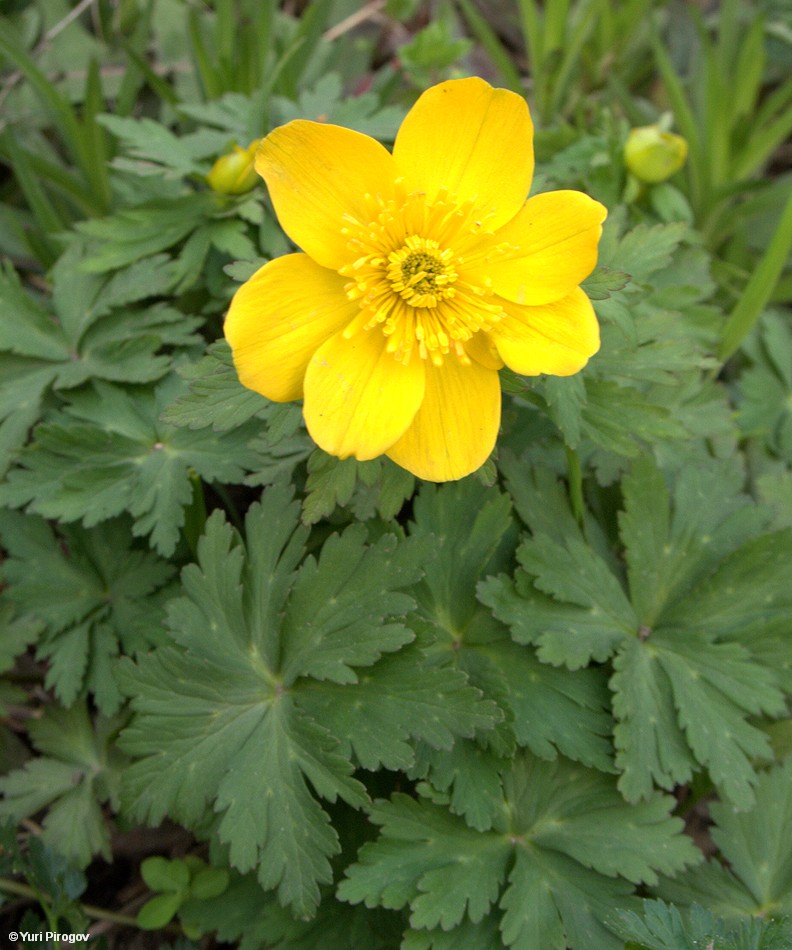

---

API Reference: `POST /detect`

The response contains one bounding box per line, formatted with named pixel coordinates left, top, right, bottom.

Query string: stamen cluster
left=339, top=186, right=507, bottom=365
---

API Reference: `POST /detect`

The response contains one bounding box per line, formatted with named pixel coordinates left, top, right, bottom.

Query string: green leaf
left=611, top=900, right=721, bottom=950
left=180, top=868, right=403, bottom=950
left=601, top=222, right=688, bottom=286
left=141, top=855, right=190, bottom=892
left=612, top=899, right=792, bottom=950
left=610, top=637, right=696, bottom=805
left=302, top=451, right=361, bottom=524
left=75, top=193, right=216, bottom=273
left=401, top=916, right=502, bottom=949
left=159, top=340, right=272, bottom=432
left=272, top=72, right=406, bottom=139
left=482, top=639, right=614, bottom=771
left=405, top=480, right=613, bottom=790
left=0, top=703, right=126, bottom=866
left=14, top=835, right=87, bottom=928
left=0, top=377, right=264, bottom=556
left=300, top=648, right=501, bottom=773
left=485, top=457, right=789, bottom=807
left=411, top=740, right=510, bottom=833
left=190, top=867, right=230, bottom=900
left=0, top=602, right=43, bottom=673
left=737, top=311, right=792, bottom=461
left=409, top=479, right=516, bottom=636
left=581, top=266, right=631, bottom=300
left=340, top=792, right=510, bottom=929
left=543, top=374, right=586, bottom=448
left=657, top=759, right=792, bottom=920
left=117, top=486, right=430, bottom=916
left=619, top=456, right=765, bottom=627
left=481, top=535, right=635, bottom=670
left=0, top=244, right=198, bottom=386
left=98, top=114, right=229, bottom=177
left=301, top=451, right=416, bottom=525
left=137, top=892, right=183, bottom=930
left=0, top=510, right=174, bottom=711
left=0, top=246, right=199, bottom=471
left=340, top=753, right=696, bottom=949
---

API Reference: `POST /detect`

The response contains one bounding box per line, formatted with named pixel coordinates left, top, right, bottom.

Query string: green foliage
left=0, top=824, right=88, bottom=934
left=612, top=899, right=792, bottom=950
left=0, top=377, right=265, bottom=556
left=0, top=511, right=175, bottom=711
left=339, top=753, right=697, bottom=949
left=1, top=0, right=791, bottom=946
left=137, top=855, right=229, bottom=934
left=0, top=703, right=126, bottom=866
left=0, top=242, right=200, bottom=473
left=481, top=457, right=791, bottom=808
left=655, top=758, right=792, bottom=920
left=116, top=485, right=495, bottom=917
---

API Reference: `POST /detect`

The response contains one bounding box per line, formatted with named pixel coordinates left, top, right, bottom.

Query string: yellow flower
left=225, top=78, right=606, bottom=481
left=206, top=140, right=261, bottom=195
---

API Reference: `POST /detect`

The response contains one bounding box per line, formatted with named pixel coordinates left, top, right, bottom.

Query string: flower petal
left=224, top=254, right=356, bottom=402
left=256, top=122, right=398, bottom=269
left=465, top=331, right=504, bottom=370
left=482, top=191, right=608, bottom=305
left=492, top=287, right=600, bottom=376
left=303, top=329, right=425, bottom=461
left=393, top=77, right=534, bottom=230
left=387, top=358, right=501, bottom=481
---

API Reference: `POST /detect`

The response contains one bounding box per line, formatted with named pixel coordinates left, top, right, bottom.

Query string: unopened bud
left=206, top=140, right=261, bottom=195
left=624, top=125, right=688, bottom=184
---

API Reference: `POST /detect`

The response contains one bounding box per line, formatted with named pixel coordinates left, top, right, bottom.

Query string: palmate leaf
left=299, top=648, right=499, bottom=773
left=272, top=73, right=406, bottom=139
left=0, top=242, right=198, bottom=384
left=481, top=457, right=790, bottom=808
left=75, top=192, right=258, bottom=292
left=75, top=193, right=216, bottom=273
left=301, top=450, right=415, bottom=525
left=0, top=510, right=174, bottom=712
left=531, top=220, right=718, bottom=460
left=160, top=340, right=271, bottom=432
left=0, top=703, right=127, bottom=866
left=0, top=243, right=199, bottom=471
left=612, top=900, right=792, bottom=950
left=179, top=870, right=405, bottom=950
left=0, top=376, right=263, bottom=556
left=339, top=753, right=698, bottom=950
left=118, top=486, right=491, bottom=916
left=0, top=603, right=42, bottom=674
left=400, top=480, right=613, bottom=827
left=737, top=311, right=792, bottom=461
left=655, top=758, right=792, bottom=921
left=98, top=114, right=230, bottom=177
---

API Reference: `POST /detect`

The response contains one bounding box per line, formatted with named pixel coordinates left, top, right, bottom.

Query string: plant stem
left=0, top=877, right=138, bottom=928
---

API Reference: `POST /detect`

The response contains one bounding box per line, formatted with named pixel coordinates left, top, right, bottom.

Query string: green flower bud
left=623, top=125, right=688, bottom=184
left=206, top=140, right=261, bottom=195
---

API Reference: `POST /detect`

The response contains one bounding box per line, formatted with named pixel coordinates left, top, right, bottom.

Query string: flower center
left=386, top=238, right=457, bottom=308
left=339, top=187, right=507, bottom=366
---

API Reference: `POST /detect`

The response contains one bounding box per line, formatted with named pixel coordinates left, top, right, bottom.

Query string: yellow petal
left=482, top=191, right=607, bottom=305
left=393, top=77, right=534, bottom=230
left=256, top=121, right=397, bottom=269
left=303, top=329, right=425, bottom=461
left=224, top=254, right=356, bottom=402
left=387, top=358, right=501, bottom=481
left=465, top=331, right=504, bottom=370
left=492, top=287, right=600, bottom=376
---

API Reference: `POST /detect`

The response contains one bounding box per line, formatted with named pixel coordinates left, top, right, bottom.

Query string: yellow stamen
left=339, top=186, right=508, bottom=364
